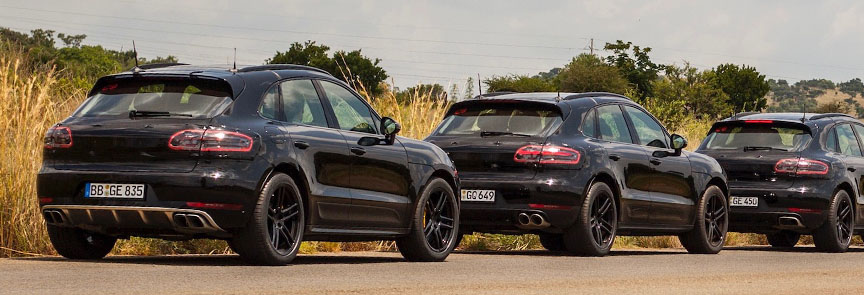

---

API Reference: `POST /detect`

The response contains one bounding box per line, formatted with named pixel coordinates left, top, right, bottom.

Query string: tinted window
left=836, top=124, right=862, bottom=156
left=75, top=79, right=232, bottom=118
left=703, top=122, right=811, bottom=151
left=434, top=103, right=563, bottom=136
left=259, top=86, right=279, bottom=120
left=320, top=81, right=377, bottom=134
left=853, top=125, right=864, bottom=151
left=825, top=128, right=838, bottom=152
left=624, top=106, right=667, bottom=148
left=280, top=80, right=328, bottom=127
left=581, top=109, right=596, bottom=138
left=596, top=105, right=632, bottom=143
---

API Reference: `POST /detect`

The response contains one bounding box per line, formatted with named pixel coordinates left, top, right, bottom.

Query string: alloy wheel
left=589, top=192, right=616, bottom=248
left=423, top=189, right=455, bottom=252
left=836, top=196, right=853, bottom=246
left=267, top=185, right=302, bottom=255
left=704, top=194, right=728, bottom=247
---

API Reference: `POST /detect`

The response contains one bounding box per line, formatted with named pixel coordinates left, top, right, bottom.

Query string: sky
left=0, top=0, right=862, bottom=95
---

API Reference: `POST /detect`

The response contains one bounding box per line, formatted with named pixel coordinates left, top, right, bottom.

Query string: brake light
left=514, top=145, right=581, bottom=164
left=168, top=129, right=253, bottom=152
left=44, top=126, right=73, bottom=149
left=789, top=208, right=822, bottom=214
left=186, top=202, right=243, bottom=210
left=529, top=203, right=573, bottom=210
left=744, top=120, right=774, bottom=124
left=774, top=158, right=829, bottom=175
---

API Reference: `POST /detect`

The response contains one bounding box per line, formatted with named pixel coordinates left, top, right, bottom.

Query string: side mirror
left=670, top=134, right=688, bottom=155
left=381, top=117, right=401, bottom=144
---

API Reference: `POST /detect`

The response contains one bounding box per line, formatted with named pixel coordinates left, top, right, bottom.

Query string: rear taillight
left=168, top=129, right=253, bottom=152
left=774, top=158, right=829, bottom=175
left=744, top=120, right=774, bottom=124
left=514, top=145, right=581, bottom=165
left=44, top=126, right=73, bottom=149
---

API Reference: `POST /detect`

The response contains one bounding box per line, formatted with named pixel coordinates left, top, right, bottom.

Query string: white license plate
left=461, top=189, right=495, bottom=202
left=85, top=183, right=146, bottom=199
left=730, top=196, right=758, bottom=207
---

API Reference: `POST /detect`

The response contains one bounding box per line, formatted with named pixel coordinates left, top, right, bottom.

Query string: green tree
left=463, top=77, right=475, bottom=100
left=557, top=53, right=631, bottom=94
left=484, top=75, right=555, bottom=93
left=267, top=41, right=387, bottom=95
left=396, top=83, right=447, bottom=103
left=603, top=40, right=664, bottom=99
left=651, top=63, right=731, bottom=120
left=838, top=78, right=864, bottom=97
left=710, top=64, right=770, bottom=112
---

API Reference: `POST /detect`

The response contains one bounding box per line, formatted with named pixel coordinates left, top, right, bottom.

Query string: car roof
left=468, top=92, right=632, bottom=104
left=108, top=64, right=334, bottom=80
left=726, top=112, right=857, bottom=123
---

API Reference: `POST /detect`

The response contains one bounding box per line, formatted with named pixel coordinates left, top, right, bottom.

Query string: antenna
left=231, top=48, right=238, bottom=72
left=477, top=73, right=482, bottom=98
left=132, top=40, right=140, bottom=73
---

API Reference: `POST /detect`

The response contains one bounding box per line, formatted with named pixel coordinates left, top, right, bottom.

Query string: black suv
left=697, top=112, right=863, bottom=252
left=426, top=92, right=729, bottom=256
left=38, top=64, right=459, bottom=265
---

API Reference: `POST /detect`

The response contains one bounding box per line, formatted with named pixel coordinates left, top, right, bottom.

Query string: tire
left=679, top=185, right=728, bottom=254
left=766, top=231, right=800, bottom=248
left=538, top=233, right=564, bottom=251
left=813, top=189, right=853, bottom=253
left=397, top=177, right=459, bottom=262
left=46, top=225, right=116, bottom=260
left=563, top=182, right=617, bottom=256
left=453, top=233, right=464, bottom=249
left=232, top=173, right=305, bottom=265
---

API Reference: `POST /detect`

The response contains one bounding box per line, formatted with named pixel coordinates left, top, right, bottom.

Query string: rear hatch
left=425, top=100, right=565, bottom=180
left=697, top=120, right=812, bottom=189
left=45, top=77, right=234, bottom=172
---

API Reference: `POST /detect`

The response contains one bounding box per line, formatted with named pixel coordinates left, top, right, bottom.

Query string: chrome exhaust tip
left=517, top=213, right=531, bottom=226
left=529, top=214, right=550, bottom=227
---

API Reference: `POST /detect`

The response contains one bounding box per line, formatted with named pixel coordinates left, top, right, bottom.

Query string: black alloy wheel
left=704, top=192, right=728, bottom=248
left=814, top=190, right=854, bottom=253
left=590, top=193, right=617, bottom=249
left=397, top=177, right=459, bottom=262
left=267, top=185, right=302, bottom=255
left=423, top=188, right=456, bottom=252
left=679, top=185, right=727, bottom=254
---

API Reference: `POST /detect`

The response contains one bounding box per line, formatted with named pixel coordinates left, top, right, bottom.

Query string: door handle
left=609, top=154, right=621, bottom=161
left=293, top=141, right=310, bottom=149
left=350, top=147, right=366, bottom=155
left=650, top=159, right=662, bottom=165
left=849, top=167, right=857, bottom=172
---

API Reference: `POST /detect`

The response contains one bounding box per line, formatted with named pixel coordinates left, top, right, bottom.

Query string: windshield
left=702, top=122, right=811, bottom=151
left=74, top=78, right=233, bottom=118
left=433, top=103, right=563, bottom=137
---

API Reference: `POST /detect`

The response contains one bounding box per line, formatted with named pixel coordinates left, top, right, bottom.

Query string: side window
left=320, top=80, right=377, bottom=134
left=279, top=80, right=328, bottom=127
left=258, top=86, right=279, bottom=120
left=581, top=109, right=596, bottom=138
left=624, top=106, right=668, bottom=148
left=835, top=124, right=862, bottom=156
left=825, top=128, right=838, bottom=152
left=853, top=124, right=864, bottom=152
left=596, top=105, right=633, bottom=144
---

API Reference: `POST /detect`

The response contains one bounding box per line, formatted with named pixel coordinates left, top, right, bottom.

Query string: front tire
left=46, top=225, right=116, bottom=260
left=766, top=231, right=800, bottom=248
left=679, top=185, right=728, bottom=254
left=397, top=177, right=459, bottom=262
left=813, top=189, right=853, bottom=253
left=563, top=182, right=617, bottom=256
left=232, top=173, right=305, bottom=265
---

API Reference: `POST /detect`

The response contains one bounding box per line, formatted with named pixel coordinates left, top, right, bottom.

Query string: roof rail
left=809, top=113, right=855, bottom=120
left=130, top=63, right=188, bottom=71
left=473, top=91, right=517, bottom=99
left=238, top=64, right=331, bottom=75
left=562, top=92, right=630, bottom=100
left=731, top=111, right=761, bottom=120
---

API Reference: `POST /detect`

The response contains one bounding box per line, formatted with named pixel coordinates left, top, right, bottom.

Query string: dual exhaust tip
left=43, top=210, right=66, bottom=225
left=518, top=212, right=550, bottom=228
left=173, top=213, right=207, bottom=228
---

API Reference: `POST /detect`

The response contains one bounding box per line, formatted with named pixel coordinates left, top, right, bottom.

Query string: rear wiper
left=480, top=131, right=532, bottom=137
left=129, top=110, right=193, bottom=118
left=742, top=146, right=788, bottom=152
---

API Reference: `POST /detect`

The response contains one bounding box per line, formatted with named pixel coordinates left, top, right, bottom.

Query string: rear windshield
left=433, top=103, right=563, bottom=137
left=702, top=122, right=811, bottom=151
left=73, top=78, right=233, bottom=118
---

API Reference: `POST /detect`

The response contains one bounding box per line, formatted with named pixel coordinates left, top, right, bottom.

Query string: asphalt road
left=4, top=246, right=864, bottom=294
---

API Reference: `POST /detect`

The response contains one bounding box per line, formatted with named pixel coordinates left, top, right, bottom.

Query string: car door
left=269, top=79, right=353, bottom=227
left=622, top=105, right=694, bottom=226
left=318, top=80, right=411, bottom=229
left=594, top=104, right=653, bottom=225
left=839, top=124, right=864, bottom=220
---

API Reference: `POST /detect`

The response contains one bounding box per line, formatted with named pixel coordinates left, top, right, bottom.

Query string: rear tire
left=766, top=231, right=800, bottom=248
left=46, top=225, right=116, bottom=260
left=232, top=173, right=305, bottom=265
left=813, top=190, right=853, bottom=253
left=679, top=185, right=728, bottom=254
left=563, top=182, right=617, bottom=256
left=538, top=233, right=564, bottom=251
left=397, top=178, right=459, bottom=262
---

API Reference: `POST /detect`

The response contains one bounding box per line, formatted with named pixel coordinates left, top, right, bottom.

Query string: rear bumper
left=727, top=182, right=833, bottom=233
left=457, top=170, right=589, bottom=234
left=42, top=205, right=227, bottom=237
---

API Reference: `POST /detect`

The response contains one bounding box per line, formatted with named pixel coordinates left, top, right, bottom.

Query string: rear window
left=702, top=122, right=811, bottom=151
left=433, top=103, right=562, bottom=136
left=74, top=78, right=233, bottom=118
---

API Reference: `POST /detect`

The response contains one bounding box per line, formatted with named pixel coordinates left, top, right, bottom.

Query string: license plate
left=461, top=189, right=495, bottom=202
left=85, top=183, right=146, bottom=199
left=730, top=196, right=758, bottom=207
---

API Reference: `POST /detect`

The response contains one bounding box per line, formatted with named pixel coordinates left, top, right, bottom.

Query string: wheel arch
left=836, top=181, right=856, bottom=217
left=706, top=177, right=729, bottom=198
left=265, top=162, right=312, bottom=213
left=430, top=169, right=458, bottom=195
left=587, top=172, right=622, bottom=215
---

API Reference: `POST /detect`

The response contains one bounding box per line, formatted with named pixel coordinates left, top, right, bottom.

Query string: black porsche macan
left=38, top=64, right=460, bottom=265
left=426, top=92, right=730, bottom=256
left=697, top=112, right=864, bottom=252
